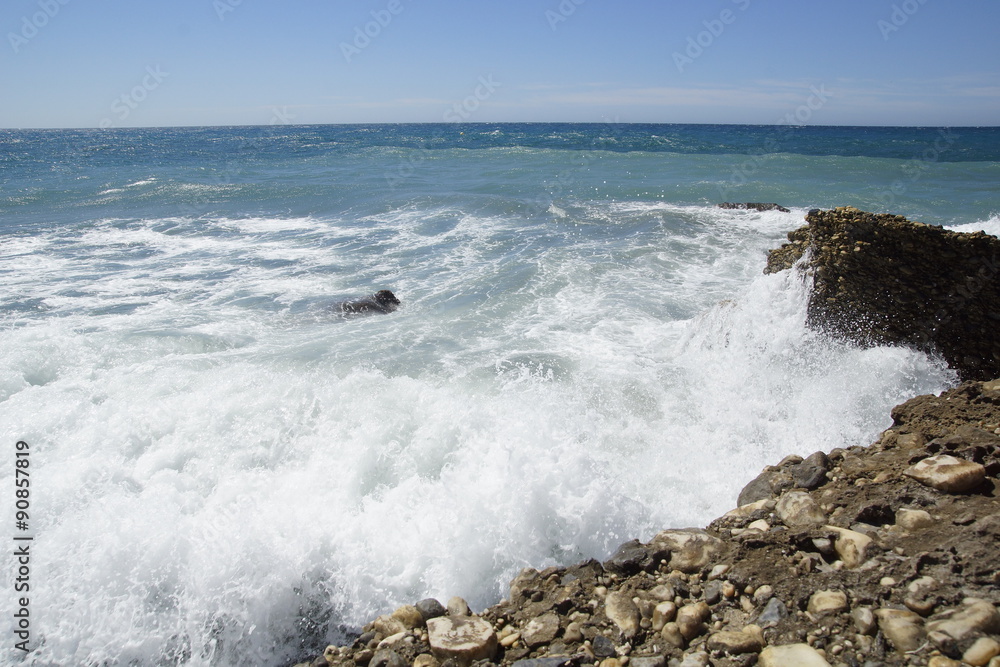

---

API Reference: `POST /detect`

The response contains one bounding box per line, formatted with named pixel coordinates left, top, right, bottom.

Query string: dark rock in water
left=336, top=290, right=401, bottom=315
left=416, top=598, right=447, bottom=621
left=718, top=202, right=791, bottom=213
left=764, top=207, right=1000, bottom=381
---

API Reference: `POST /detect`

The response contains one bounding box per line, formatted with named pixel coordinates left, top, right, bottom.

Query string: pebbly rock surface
left=763, top=207, right=1000, bottom=381
left=293, top=378, right=1000, bottom=667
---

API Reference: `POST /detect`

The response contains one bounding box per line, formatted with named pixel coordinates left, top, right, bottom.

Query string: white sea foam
left=0, top=205, right=954, bottom=665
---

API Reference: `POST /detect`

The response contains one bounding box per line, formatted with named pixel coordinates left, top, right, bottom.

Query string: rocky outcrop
left=764, top=207, right=1000, bottom=381
left=718, top=203, right=791, bottom=213
left=294, top=379, right=1000, bottom=667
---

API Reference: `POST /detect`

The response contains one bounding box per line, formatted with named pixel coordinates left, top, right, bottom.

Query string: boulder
left=764, top=207, right=1000, bottom=381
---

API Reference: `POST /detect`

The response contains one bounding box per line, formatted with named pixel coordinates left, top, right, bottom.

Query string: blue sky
left=2, top=0, right=998, bottom=128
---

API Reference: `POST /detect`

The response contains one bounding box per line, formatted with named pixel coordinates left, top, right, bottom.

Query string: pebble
left=416, top=598, right=447, bottom=622
left=652, top=602, right=677, bottom=631
left=851, top=607, right=876, bottom=635
left=391, top=605, right=425, bottom=630
left=660, top=622, right=684, bottom=648
left=825, top=525, right=873, bottom=568
left=895, top=507, right=935, bottom=531
left=758, top=643, right=832, bottom=667
left=522, top=612, right=560, bottom=648
left=651, top=529, right=725, bottom=574
left=373, top=615, right=408, bottom=639
left=447, top=596, right=471, bottom=617
left=629, top=656, right=665, bottom=667
left=756, top=597, right=788, bottom=626
left=927, top=657, right=962, bottom=667
left=776, top=491, right=827, bottom=527
left=807, top=590, right=848, bottom=616
left=904, top=455, right=987, bottom=493
left=426, top=615, right=497, bottom=664
left=675, top=601, right=710, bottom=641
left=964, top=637, right=1000, bottom=666
left=605, top=591, right=642, bottom=639
left=874, top=608, right=925, bottom=654
left=369, top=649, right=406, bottom=667
left=927, top=599, right=1000, bottom=641
left=412, top=654, right=439, bottom=667
left=563, top=621, right=584, bottom=643
left=706, top=629, right=764, bottom=655
left=499, top=631, right=520, bottom=648
left=753, top=585, right=774, bottom=605
left=675, top=651, right=710, bottom=667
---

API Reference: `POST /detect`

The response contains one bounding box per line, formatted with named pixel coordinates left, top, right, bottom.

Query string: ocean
left=2, top=123, right=999, bottom=666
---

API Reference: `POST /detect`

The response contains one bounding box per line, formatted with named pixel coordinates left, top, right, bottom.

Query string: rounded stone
left=426, top=615, right=498, bottom=665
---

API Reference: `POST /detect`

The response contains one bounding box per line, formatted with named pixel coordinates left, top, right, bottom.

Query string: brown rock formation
left=764, top=207, right=1000, bottom=381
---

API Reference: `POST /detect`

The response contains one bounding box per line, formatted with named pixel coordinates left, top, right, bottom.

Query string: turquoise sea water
left=1, top=124, right=998, bottom=665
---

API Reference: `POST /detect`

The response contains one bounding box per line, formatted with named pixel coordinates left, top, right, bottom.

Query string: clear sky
left=2, top=0, right=998, bottom=128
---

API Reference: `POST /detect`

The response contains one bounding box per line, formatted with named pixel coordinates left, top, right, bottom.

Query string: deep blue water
left=1, top=124, right=997, bottom=666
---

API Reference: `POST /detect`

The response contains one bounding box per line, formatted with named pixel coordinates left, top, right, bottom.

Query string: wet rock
left=905, top=454, right=987, bottom=493
left=807, top=590, right=848, bottom=616
left=775, top=491, right=827, bottom=527
left=416, top=599, right=447, bottom=622
left=604, top=539, right=667, bottom=576
left=758, top=643, right=832, bottom=667
left=651, top=529, right=725, bottom=573
left=426, top=616, right=498, bottom=665
left=521, top=612, right=560, bottom=648
left=763, top=207, right=1000, bottom=381
left=605, top=591, right=641, bottom=639
left=719, top=202, right=791, bottom=213
left=875, top=608, right=925, bottom=654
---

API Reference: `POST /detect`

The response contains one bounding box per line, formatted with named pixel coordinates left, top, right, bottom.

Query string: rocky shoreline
left=291, top=210, right=1000, bottom=667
